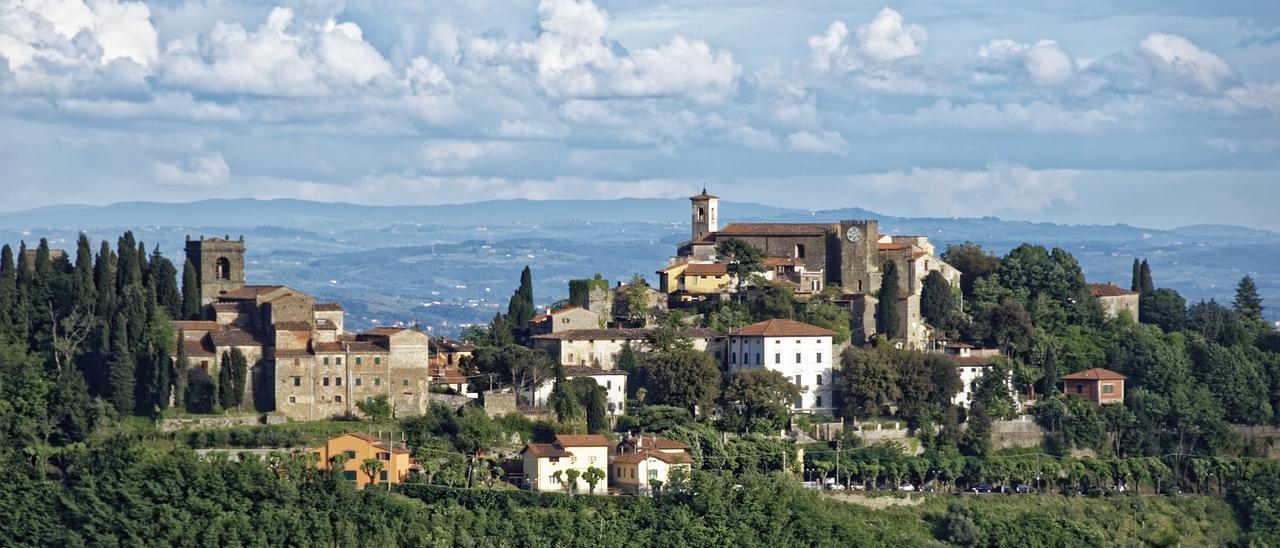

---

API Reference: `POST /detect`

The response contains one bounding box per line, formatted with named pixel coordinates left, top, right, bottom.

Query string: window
left=795, top=352, right=801, bottom=364
left=714, top=351, right=721, bottom=360
left=335, top=357, right=342, bottom=365
left=755, top=353, right=761, bottom=365
left=199, top=360, right=209, bottom=371
left=322, top=377, right=330, bottom=386
left=355, top=377, right=363, bottom=386
left=402, top=379, right=409, bottom=387
left=816, top=395, right=823, bottom=407
left=794, top=244, right=806, bottom=259
left=1102, top=384, right=1115, bottom=395
left=774, top=353, right=781, bottom=364
left=1075, top=383, right=1084, bottom=394
left=794, top=374, right=801, bottom=386
left=293, top=358, right=300, bottom=366
left=549, top=457, right=559, bottom=464
left=343, top=471, right=357, bottom=481
left=215, top=257, right=231, bottom=280
left=606, top=380, right=612, bottom=389
left=355, top=357, right=362, bottom=365
left=366, top=396, right=373, bottom=403
left=817, top=374, right=823, bottom=386
left=377, top=452, right=390, bottom=460
left=323, top=357, right=330, bottom=365
left=647, top=469, right=658, bottom=480
left=374, top=377, right=382, bottom=387
left=816, top=352, right=823, bottom=363
left=608, top=402, right=616, bottom=412
left=374, top=357, right=381, bottom=365
left=794, top=397, right=803, bottom=409
left=730, top=353, right=737, bottom=364
left=379, top=471, right=388, bottom=481
left=334, top=395, right=342, bottom=403
left=291, top=376, right=301, bottom=387
left=288, top=396, right=296, bottom=404
left=335, top=377, right=343, bottom=386
left=344, top=450, right=356, bottom=459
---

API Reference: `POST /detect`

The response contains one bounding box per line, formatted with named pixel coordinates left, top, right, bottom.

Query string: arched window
left=216, top=257, right=231, bottom=280
left=794, top=244, right=806, bottom=259
left=696, top=206, right=705, bottom=220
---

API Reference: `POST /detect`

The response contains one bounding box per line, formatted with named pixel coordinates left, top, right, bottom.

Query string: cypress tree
left=181, top=257, right=201, bottom=320
left=151, top=247, right=181, bottom=318
left=34, top=238, right=52, bottom=279
left=229, top=348, right=248, bottom=411
left=73, top=233, right=96, bottom=311
left=876, top=261, right=902, bottom=339
left=107, top=314, right=136, bottom=414
left=173, top=333, right=189, bottom=410
left=0, top=245, right=15, bottom=337
left=94, top=241, right=117, bottom=317
left=920, top=270, right=955, bottom=327
left=1131, top=259, right=1142, bottom=292
left=12, top=242, right=31, bottom=343
left=117, top=231, right=141, bottom=291
left=16, top=241, right=30, bottom=286
left=506, top=266, right=535, bottom=330
left=218, top=352, right=234, bottom=412
left=137, top=241, right=148, bottom=286
left=1138, top=260, right=1154, bottom=295
left=1234, top=275, right=1264, bottom=320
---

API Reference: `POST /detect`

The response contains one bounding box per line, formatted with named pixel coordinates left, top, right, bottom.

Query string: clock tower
left=838, top=220, right=879, bottom=293
left=690, top=188, right=719, bottom=242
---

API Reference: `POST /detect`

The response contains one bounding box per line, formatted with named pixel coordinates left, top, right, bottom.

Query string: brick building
left=1060, top=368, right=1126, bottom=405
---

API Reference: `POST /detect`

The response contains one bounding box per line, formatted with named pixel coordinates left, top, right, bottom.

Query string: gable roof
left=522, top=443, right=572, bottom=458
left=1089, top=283, right=1138, bottom=298
left=273, top=321, right=312, bottom=331
left=532, top=327, right=717, bottom=342
left=612, top=451, right=693, bottom=465
left=313, top=303, right=344, bottom=311
left=208, top=328, right=263, bottom=347
left=683, top=263, right=728, bottom=276
left=564, top=365, right=628, bottom=377
left=173, top=320, right=221, bottom=332
left=715, top=223, right=831, bottom=237
left=1061, top=367, right=1127, bottom=381
left=731, top=318, right=835, bottom=338
left=554, top=434, right=610, bottom=447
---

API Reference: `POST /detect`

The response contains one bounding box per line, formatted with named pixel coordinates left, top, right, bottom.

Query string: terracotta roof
left=183, top=338, right=215, bottom=358
left=220, top=285, right=285, bottom=300
left=316, top=319, right=338, bottom=330
left=274, top=321, right=312, bottom=331
left=657, top=261, right=691, bottom=273
left=532, top=327, right=718, bottom=342
left=211, top=303, right=240, bottom=312
left=763, top=257, right=801, bottom=267
left=314, top=341, right=343, bottom=353
left=344, top=341, right=389, bottom=354
left=522, top=443, right=572, bottom=458
left=339, top=433, right=410, bottom=454
left=564, top=366, right=628, bottom=377
left=948, top=356, right=996, bottom=367
left=683, top=263, right=728, bottom=276
left=430, top=338, right=474, bottom=353
left=613, top=450, right=693, bottom=465
left=731, top=319, right=836, bottom=338
left=910, top=252, right=929, bottom=261
left=1061, top=367, right=1127, bottom=381
left=208, top=328, right=263, bottom=347
left=366, top=326, right=413, bottom=336
left=945, top=342, right=975, bottom=349
left=554, top=434, right=611, bottom=447
left=690, top=190, right=718, bottom=200
left=173, top=320, right=220, bottom=331
left=623, top=435, right=689, bottom=451
left=1089, top=283, right=1138, bottom=298
left=430, top=366, right=467, bottom=384
left=878, top=243, right=913, bottom=251
left=313, top=303, right=344, bottom=311
left=715, top=223, right=830, bottom=237
left=549, top=306, right=585, bottom=316
left=275, top=349, right=314, bottom=358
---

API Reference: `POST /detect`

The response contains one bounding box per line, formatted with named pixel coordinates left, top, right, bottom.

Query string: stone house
left=529, top=306, right=600, bottom=335
left=1090, top=283, right=1141, bottom=319
left=530, top=327, right=722, bottom=370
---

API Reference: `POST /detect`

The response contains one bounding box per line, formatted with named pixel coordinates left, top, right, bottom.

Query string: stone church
left=664, top=190, right=961, bottom=348
left=172, top=235, right=437, bottom=420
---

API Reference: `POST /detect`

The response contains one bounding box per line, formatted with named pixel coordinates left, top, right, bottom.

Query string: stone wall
left=157, top=413, right=286, bottom=433
left=991, top=416, right=1047, bottom=450
left=482, top=391, right=518, bottom=418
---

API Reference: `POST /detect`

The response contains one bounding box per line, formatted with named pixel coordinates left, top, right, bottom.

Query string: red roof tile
left=173, top=320, right=221, bottom=331
left=1061, top=367, right=1127, bottom=381
left=715, top=223, right=830, bottom=237
left=683, top=263, right=728, bottom=276
left=274, top=321, right=312, bottom=331
left=522, top=443, right=572, bottom=458
left=208, top=328, right=263, bottom=347
left=554, top=434, right=611, bottom=447
left=313, top=303, right=344, bottom=311
left=731, top=319, right=835, bottom=338
left=1089, top=283, right=1137, bottom=298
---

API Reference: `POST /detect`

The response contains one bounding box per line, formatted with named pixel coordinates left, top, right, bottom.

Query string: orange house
left=1060, top=368, right=1126, bottom=405
left=313, top=432, right=412, bottom=488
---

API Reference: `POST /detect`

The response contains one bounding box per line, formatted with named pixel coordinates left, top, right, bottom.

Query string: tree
left=506, top=266, right=535, bottom=332
left=569, top=377, right=608, bottom=433
left=180, top=257, right=200, bottom=320
left=716, top=238, right=764, bottom=296
left=623, top=274, right=652, bottom=324
left=837, top=347, right=900, bottom=419
left=921, top=271, right=957, bottom=328
left=896, top=352, right=961, bottom=423
left=149, top=248, right=181, bottom=318
left=361, top=458, right=384, bottom=486
left=548, top=366, right=583, bottom=423
left=1131, top=259, right=1142, bottom=293
left=72, top=234, right=96, bottom=312
left=617, top=342, right=640, bottom=374
left=1140, top=288, right=1186, bottom=332
left=982, top=299, right=1034, bottom=353
left=942, top=242, right=1000, bottom=301
left=173, top=334, right=190, bottom=410
left=357, top=394, right=393, bottom=421
left=106, top=316, right=136, bottom=414
left=721, top=369, right=800, bottom=432
left=1138, top=260, right=1154, bottom=295
left=1234, top=275, right=1264, bottom=320
left=583, top=466, right=605, bottom=494
left=876, top=261, right=902, bottom=339
left=218, top=352, right=234, bottom=412
left=635, top=347, right=721, bottom=415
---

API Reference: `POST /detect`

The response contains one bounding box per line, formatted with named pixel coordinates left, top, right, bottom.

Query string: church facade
left=664, top=190, right=960, bottom=349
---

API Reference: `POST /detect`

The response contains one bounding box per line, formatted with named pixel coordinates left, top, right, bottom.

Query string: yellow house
left=520, top=434, right=611, bottom=492
left=657, top=262, right=732, bottom=296
left=313, top=432, right=412, bottom=488
left=611, top=435, right=693, bottom=494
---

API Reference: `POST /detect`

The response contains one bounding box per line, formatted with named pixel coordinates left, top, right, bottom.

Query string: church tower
left=185, top=235, right=246, bottom=306
left=690, top=188, right=719, bottom=241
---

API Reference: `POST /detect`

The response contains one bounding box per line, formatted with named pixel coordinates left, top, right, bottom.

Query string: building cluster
left=520, top=433, right=693, bottom=494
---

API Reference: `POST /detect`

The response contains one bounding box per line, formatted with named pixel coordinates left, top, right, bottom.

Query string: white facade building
left=530, top=328, right=722, bottom=369
left=726, top=319, right=835, bottom=413
left=523, top=366, right=629, bottom=416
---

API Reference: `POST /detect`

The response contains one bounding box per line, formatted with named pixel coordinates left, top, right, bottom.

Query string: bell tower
left=185, top=234, right=246, bottom=306
left=690, top=188, right=719, bottom=241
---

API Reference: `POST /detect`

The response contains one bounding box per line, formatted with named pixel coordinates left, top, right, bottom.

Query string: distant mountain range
left=2, top=197, right=1276, bottom=329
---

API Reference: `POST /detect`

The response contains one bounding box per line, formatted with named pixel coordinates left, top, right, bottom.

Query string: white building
left=523, top=366, right=629, bottom=416
left=726, top=319, right=835, bottom=413
left=520, top=434, right=611, bottom=492
left=530, top=327, right=722, bottom=369
left=942, top=343, right=1011, bottom=408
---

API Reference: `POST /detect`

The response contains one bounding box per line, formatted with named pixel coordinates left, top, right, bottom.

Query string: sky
left=1, top=0, right=1278, bottom=229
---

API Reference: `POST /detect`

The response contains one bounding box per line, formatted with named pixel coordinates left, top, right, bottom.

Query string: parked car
left=1013, top=483, right=1032, bottom=494
left=850, top=483, right=866, bottom=491
left=801, top=481, right=821, bottom=490
left=898, top=483, right=916, bottom=492
left=826, top=483, right=846, bottom=491
left=970, top=483, right=994, bottom=494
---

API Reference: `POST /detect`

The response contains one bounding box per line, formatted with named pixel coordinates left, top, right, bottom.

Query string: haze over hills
left=2, top=197, right=1276, bottom=333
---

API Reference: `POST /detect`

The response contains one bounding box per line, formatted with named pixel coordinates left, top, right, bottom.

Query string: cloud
left=153, top=152, right=230, bottom=187
left=847, top=163, right=1078, bottom=216
left=786, top=129, right=847, bottom=154
left=907, top=99, right=1117, bottom=133
left=1140, top=32, right=1235, bottom=94
left=977, top=38, right=1075, bottom=87
left=420, top=140, right=515, bottom=171
left=1220, top=81, right=1280, bottom=116
left=725, top=125, right=779, bottom=149
left=0, top=0, right=158, bottom=92
left=517, top=0, right=740, bottom=103
left=809, top=7, right=925, bottom=72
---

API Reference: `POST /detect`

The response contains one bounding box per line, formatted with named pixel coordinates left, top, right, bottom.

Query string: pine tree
left=107, top=314, right=136, bottom=414
left=1234, top=275, right=1264, bottom=320
left=876, top=261, right=902, bottom=339
left=218, top=352, right=234, bottom=412
left=181, top=257, right=201, bottom=320
left=1139, top=259, right=1154, bottom=295
left=1131, top=259, right=1142, bottom=292
left=73, top=233, right=96, bottom=311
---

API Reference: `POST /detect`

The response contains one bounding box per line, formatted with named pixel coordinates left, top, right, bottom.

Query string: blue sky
left=1, top=0, right=1278, bottom=228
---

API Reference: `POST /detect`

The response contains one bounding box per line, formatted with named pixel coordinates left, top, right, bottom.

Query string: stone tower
left=690, top=188, right=719, bottom=241
left=185, top=235, right=246, bottom=306
left=837, top=220, right=879, bottom=294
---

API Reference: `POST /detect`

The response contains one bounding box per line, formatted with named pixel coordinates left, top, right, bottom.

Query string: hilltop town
left=1, top=190, right=1279, bottom=545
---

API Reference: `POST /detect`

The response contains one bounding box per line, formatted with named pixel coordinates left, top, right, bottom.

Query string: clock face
left=846, top=229, right=861, bottom=243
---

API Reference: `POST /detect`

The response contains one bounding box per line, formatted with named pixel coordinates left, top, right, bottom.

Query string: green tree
left=0, top=340, right=51, bottom=450
left=149, top=247, right=181, bottom=318
left=942, top=242, right=1000, bottom=301
left=106, top=316, right=136, bottom=414
left=1138, top=259, right=1154, bottom=295
left=361, top=458, right=384, bottom=485
left=218, top=351, right=235, bottom=412
left=506, top=266, right=535, bottom=333
left=180, top=257, right=200, bottom=320
left=548, top=366, right=583, bottom=423
left=569, top=377, right=609, bottom=433
left=1234, top=275, right=1264, bottom=320
left=357, top=394, right=393, bottom=421
left=582, top=465, right=606, bottom=494
left=921, top=270, right=957, bottom=328
left=635, top=347, right=721, bottom=415
left=617, top=342, right=640, bottom=373
left=876, top=260, right=902, bottom=339
left=716, top=238, right=765, bottom=296
left=1140, top=288, right=1186, bottom=332
left=623, top=274, right=652, bottom=324
left=172, top=334, right=190, bottom=410
left=721, top=369, right=800, bottom=431
left=1131, top=259, right=1142, bottom=293
left=72, top=234, right=96, bottom=312
left=837, top=346, right=900, bottom=419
